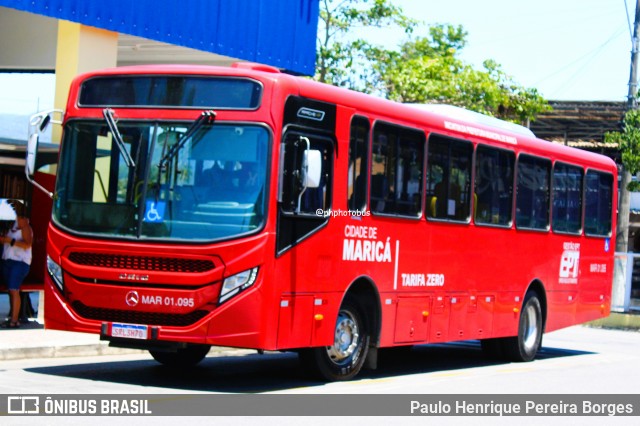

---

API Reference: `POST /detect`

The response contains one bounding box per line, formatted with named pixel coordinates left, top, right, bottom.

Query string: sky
left=0, top=73, right=54, bottom=116
left=0, top=0, right=633, bottom=121
left=372, top=0, right=632, bottom=101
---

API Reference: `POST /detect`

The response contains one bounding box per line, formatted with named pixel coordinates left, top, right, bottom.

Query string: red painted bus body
left=37, top=64, right=616, bottom=380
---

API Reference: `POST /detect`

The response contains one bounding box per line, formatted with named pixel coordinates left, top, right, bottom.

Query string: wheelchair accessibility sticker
left=144, top=201, right=166, bottom=223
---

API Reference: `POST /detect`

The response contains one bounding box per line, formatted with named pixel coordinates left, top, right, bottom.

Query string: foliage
left=315, top=0, right=416, bottom=89
left=315, top=1, right=550, bottom=123
left=605, top=109, right=640, bottom=190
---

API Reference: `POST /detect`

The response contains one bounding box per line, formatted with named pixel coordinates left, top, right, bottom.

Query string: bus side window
left=348, top=116, right=370, bottom=212
left=426, top=135, right=473, bottom=222
left=584, top=170, right=613, bottom=237
left=552, top=162, right=583, bottom=234
left=515, top=154, right=551, bottom=231
left=474, top=145, right=515, bottom=227
left=371, top=130, right=394, bottom=214
left=370, top=122, right=424, bottom=217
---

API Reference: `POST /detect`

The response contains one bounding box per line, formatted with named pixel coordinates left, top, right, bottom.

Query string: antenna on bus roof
left=408, top=104, right=536, bottom=138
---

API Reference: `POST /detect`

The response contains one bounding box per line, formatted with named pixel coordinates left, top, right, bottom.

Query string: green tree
left=315, top=0, right=416, bottom=89
left=315, top=1, right=550, bottom=123
left=605, top=109, right=640, bottom=251
left=606, top=109, right=640, bottom=190
left=370, top=24, right=550, bottom=123
left=604, top=109, right=640, bottom=253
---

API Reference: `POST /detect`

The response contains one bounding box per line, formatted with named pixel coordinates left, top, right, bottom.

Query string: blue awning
left=0, top=0, right=319, bottom=76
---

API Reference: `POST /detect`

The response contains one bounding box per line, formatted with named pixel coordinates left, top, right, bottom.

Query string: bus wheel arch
left=343, top=276, right=382, bottom=348
left=481, top=280, right=547, bottom=362
left=300, top=276, right=381, bottom=381
left=526, top=280, right=547, bottom=333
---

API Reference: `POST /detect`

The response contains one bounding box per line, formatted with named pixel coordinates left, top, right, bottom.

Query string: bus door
left=274, top=97, right=337, bottom=348
left=275, top=128, right=335, bottom=348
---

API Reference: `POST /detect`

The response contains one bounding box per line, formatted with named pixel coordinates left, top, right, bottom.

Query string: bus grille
left=72, top=301, right=208, bottom=327
left=68, top=252, right=215, bottom=273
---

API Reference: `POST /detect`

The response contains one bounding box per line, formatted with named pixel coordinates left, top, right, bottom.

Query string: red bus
left=26, top=63, right=616, bottom=381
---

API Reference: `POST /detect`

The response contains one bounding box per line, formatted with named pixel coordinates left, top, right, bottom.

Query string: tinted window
left=516, top=155, right=551, bottom=230
left=475, top=145, right=515, bottom=226
left=370, top=123, right=424, bottom=217
left=348, top=116, right=370, bottom=212
left=552, top=163, right=583, bottom=234
left=584, top=170, right=613, bottom=237
left=54, top=121, right=269, bottom=241
left=426, top=135, right=473, bottom=221
left=79, top=76, right=262, bottom=109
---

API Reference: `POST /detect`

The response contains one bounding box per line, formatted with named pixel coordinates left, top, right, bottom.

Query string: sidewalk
left=0, top=292, right=145, bottom=361
left=1, top=292, right=639, bottom=361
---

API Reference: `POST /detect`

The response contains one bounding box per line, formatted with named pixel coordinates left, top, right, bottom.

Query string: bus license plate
left=111, top=323, right=148, bottom=340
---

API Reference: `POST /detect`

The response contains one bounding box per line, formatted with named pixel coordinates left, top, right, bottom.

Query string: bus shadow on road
left=25, top=341, right=594, bottom=392
left=368, top=341, right=594, bottom=379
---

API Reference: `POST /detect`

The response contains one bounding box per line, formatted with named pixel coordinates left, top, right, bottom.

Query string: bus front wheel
left=149, top=344, right=211, bottom=368
left=503, top=291, right=543, bottom=362
left=300, top=297, right=370, bottom=381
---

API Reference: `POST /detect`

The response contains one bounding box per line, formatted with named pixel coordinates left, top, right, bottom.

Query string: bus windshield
left=53, top=119, right=270, bottom=241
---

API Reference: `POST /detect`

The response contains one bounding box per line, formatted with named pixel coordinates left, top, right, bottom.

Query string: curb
left=585, top=312, right=640, bottom=331
left=0, top=342, right=253, bottom=362
left=0, top=343, right=145, bottom=361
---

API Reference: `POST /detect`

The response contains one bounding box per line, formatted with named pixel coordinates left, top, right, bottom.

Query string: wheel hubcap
left=326, top=310, right=360, bottom=365
left=523, top=303, right=539, bottom=351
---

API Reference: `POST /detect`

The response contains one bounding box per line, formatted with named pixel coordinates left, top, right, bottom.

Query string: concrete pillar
left=53, top=21, right=118, bottom=142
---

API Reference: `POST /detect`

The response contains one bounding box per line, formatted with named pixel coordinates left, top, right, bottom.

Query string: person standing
left=1, top=202, right=32, bottom=328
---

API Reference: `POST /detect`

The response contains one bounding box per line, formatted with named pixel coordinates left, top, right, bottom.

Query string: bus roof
left=406, top=104, right=536, bottom=138
left=70, top=64, right=617, bottom=172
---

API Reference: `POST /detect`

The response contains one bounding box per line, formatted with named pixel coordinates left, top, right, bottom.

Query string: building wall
left=0, top=0, right=319, bottom=75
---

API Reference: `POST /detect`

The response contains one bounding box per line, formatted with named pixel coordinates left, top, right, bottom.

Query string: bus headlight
left=219, top=267, right=259, bottom=304
left=46, top=255, right=64, bottom=292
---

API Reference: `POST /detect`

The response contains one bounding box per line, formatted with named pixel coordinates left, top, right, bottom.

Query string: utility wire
left=533, top=26, right=626, bottom=88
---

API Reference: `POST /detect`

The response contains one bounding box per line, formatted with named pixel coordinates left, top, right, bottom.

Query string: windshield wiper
left=158, top=110, right=216, bottom=170
left=102, top=108, right=136, bottom=168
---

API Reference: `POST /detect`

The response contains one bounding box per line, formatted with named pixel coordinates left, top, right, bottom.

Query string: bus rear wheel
left=300, top=297, right=370, bottom=381
left=149, top=344, right=211, bottom=368
left=503, top=291, right=543, bottom=362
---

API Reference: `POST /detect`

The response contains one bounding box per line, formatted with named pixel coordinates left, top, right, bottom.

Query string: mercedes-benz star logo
left=125, top=290, right=139, bottom=307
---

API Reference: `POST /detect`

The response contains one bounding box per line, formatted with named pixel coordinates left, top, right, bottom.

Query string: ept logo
left=559, top=242, right=580, bottom=284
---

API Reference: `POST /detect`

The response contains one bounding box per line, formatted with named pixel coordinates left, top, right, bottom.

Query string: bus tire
left=149, top=344, right=211, bottom=368
left=300, top=297, right=370, bottom=381
left=503, top=291, right=543, bottom=362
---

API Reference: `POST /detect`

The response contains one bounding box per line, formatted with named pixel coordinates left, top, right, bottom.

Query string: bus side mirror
left=25, top=109, right=63, bottom=198
left=26, top=133, right=39, bottom=178
left=304, top=149, right=322, bottom=189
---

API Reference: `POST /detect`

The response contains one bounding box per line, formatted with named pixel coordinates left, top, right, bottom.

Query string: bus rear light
left=219, top=267, right=259, bottom=304
left=47, top=255, right=64, bottom=292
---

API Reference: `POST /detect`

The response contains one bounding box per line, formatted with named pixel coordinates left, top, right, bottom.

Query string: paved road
left=2, top=326, right=639, bottom=425
left=1, top=326, right=638, bottom=393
